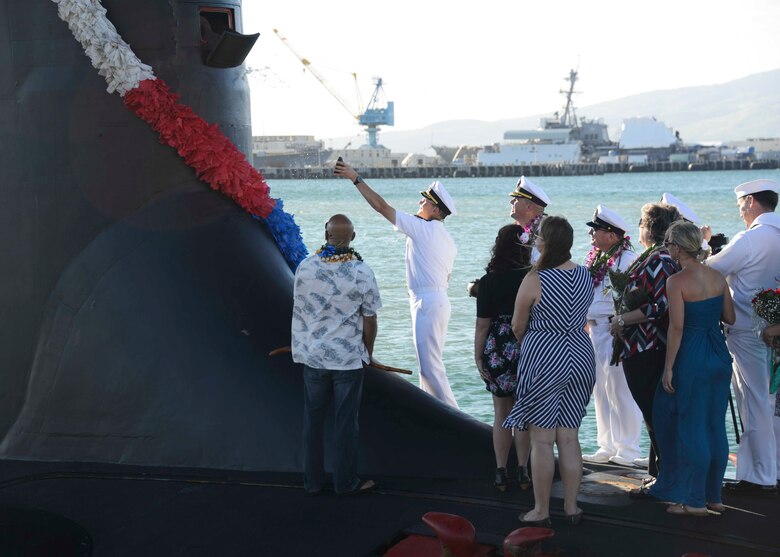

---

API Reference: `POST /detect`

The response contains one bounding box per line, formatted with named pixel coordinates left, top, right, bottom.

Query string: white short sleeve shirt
left=706, top=212, right=780, bottom=330
left=394, top=211, right=456, bottom=292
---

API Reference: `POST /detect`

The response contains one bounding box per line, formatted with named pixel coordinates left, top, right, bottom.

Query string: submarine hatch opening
left=199, top=6, right=258, bottom=68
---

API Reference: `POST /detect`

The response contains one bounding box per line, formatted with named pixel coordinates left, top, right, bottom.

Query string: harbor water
left=270, top=169, right=779, bottom=472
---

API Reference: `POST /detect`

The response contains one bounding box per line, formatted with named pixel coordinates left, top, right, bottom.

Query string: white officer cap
left=734, top=179, right=779, bottom=198
left=586, top=204, right=629, bottom=235
left=421, top=181, right=457, bottom=216
left=509, top=176, right=550, bottom=208
left=660, top=192, right=701, bottom=223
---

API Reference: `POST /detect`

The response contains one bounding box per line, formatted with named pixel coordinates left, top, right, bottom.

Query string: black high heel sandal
left=494, top=467, right=508, bottom=491
left=565, top=510, right=584, bottom=525
left=516, top=465, right=532, bottom=490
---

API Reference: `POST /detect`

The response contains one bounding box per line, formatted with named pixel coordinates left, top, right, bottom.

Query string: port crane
left=272, top=29, right=394, bottom=148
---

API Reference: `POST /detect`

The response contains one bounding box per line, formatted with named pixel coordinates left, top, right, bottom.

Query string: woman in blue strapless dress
left=648, top=221, right=736, bottom=516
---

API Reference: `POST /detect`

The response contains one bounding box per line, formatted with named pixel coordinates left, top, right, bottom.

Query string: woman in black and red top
left=610, top=203, right=681, bottom=480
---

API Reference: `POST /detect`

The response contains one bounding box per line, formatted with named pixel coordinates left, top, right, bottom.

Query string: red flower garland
left=123, top=78, right=275, bottom=218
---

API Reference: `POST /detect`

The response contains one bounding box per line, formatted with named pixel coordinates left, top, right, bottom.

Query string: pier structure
left=259, top=158, right=780, bottom=180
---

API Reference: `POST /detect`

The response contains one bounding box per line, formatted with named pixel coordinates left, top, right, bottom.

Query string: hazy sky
left=242, top=0, right=780, bottom=146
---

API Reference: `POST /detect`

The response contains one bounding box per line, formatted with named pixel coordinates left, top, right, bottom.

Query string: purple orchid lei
left=518, top=214, right=543, bottom=244
left=585, top=236, right=632, bottom=288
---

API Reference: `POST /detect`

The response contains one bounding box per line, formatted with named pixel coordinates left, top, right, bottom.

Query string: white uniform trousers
left=409, top=290, right=458, bottom=409
left=726, top=328, right=777, bottom=485
left=588, top=319, right=643, bottom=459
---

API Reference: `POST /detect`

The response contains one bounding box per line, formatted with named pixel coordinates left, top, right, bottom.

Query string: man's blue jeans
left=302, top=365, right=364, bottom=494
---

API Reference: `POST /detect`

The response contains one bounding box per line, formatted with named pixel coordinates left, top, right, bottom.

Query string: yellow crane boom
left=272, top=28, right=360, bottom=122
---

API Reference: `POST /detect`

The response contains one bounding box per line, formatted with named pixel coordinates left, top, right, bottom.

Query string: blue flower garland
left=254, top=198, right=308, bottom=271
left=315, top=244, right=363, bottom=263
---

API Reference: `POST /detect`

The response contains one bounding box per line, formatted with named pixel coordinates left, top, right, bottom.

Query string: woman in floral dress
left=475, top=224, right=532, bottom=490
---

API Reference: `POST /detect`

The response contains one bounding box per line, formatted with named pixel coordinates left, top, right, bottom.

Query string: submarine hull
left=0, top=0, right=493, bottom=479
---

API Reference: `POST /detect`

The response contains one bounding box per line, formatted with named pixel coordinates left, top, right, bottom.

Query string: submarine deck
left=0, top=459, right=776, bottom=556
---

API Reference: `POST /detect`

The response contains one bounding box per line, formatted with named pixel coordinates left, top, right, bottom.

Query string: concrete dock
left=259, top=158, right=780, bottom=180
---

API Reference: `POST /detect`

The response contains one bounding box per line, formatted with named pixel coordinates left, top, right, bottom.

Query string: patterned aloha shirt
left=620, top=250, right=679, bottom=359
left=291, top=255, right=382, bottom=370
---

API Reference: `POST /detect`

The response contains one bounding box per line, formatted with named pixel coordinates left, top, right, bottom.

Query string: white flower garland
left=48, top=0, right=308, bottom=268
left=51, top=0, right=156, bottom=95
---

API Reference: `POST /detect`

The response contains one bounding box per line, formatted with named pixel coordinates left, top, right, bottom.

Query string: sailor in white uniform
left=661, top=192, right=712, bottom=254
left=334, top=160, right=459, bottom=408
left=509, top=176, right=550, bottom=264
left=467, top=176, right=550, bottom=298
left=581, top=205, right=643, bottom=467
left=706, top=179, right=780, bottom=494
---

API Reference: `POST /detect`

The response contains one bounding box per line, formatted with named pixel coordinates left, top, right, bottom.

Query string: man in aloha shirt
left=292, top=214, right=382, bottom=496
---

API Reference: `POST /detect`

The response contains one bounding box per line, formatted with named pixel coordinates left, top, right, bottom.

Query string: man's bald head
left=325, top=214, right=356, bottom=247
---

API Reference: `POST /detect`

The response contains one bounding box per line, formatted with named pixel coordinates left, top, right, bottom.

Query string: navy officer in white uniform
left=581, top=205, right=643, bottom=467
left=509, top=176, right=550, bottom=264
left=335, top=160, right=459, bottom=408
left=706, top=178, right=780, bottom=495
left=468, top=176, right=551, bottom=298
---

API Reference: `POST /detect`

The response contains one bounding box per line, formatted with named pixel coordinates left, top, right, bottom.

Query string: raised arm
left=705, top=231, right=748, bottom=276
left=334, top=160, right=396, bottom=224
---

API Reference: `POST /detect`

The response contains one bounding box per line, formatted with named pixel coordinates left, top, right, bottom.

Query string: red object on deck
left=384, top=534, right=443, bottom=556
left=503, top=527, right=555, bottom=557
left=420, top=512, right=494, bottom=557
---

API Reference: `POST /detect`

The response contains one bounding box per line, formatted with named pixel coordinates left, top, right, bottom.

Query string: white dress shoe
left=608, top=455, right=637, bottom=467
left=582, top=451, right=614, bottom=464
left=633, top=457, right=649, bottom=467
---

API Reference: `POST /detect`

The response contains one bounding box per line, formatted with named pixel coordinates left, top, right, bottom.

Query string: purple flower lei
left=518, top=214, right=543, bottom=244
left=585, top=236, right=632, bottom=288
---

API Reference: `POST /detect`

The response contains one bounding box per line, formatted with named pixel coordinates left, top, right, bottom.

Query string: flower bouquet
left=607, top=269, right=651, bottom=365
left=752, top=287, right=780, bottom=393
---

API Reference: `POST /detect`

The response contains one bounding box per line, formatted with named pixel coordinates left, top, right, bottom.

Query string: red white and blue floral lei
left=50, top=0, right=307, bottom=270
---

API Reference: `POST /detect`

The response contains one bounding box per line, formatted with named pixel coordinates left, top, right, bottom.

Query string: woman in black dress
left=475, top=224, right=532, bottom=490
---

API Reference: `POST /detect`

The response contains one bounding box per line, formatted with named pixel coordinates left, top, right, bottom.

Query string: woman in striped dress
left=504, top=216, right=596, bottom=526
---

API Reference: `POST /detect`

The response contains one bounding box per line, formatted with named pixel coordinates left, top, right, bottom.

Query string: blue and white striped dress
left=504, top=265, right=596, bottom=431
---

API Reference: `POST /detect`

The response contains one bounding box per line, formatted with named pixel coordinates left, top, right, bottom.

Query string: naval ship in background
left=2, top=2, right=777, bottom=554
left=254, top=67, right=778, bottom=178
left=476, top=69, right=615, bottom=166
left=252, top=135, right=332, bottom=168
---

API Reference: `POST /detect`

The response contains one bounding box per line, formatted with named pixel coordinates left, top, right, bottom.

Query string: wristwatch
left=353, top=175, right=364, bottom=185
left=618, top=315, right=625, bottom=327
